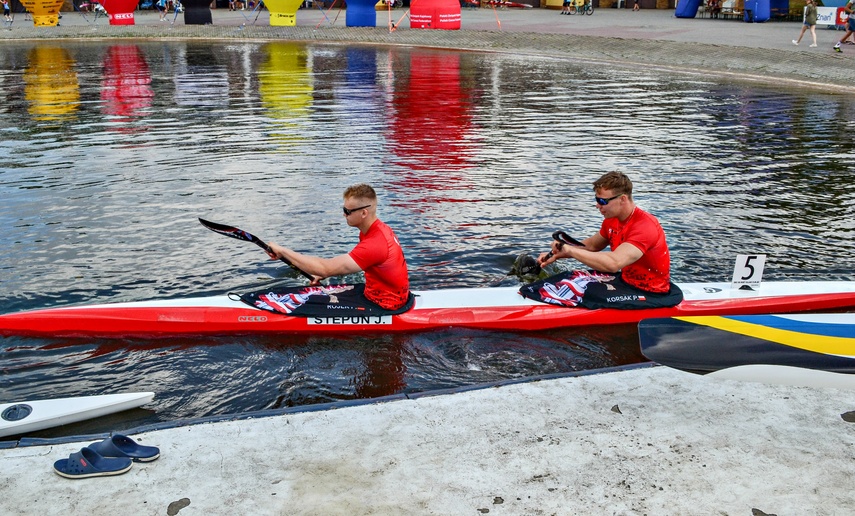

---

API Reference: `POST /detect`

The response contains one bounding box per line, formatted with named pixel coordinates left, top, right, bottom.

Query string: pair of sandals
left=53, top=434, right=160, bottom=479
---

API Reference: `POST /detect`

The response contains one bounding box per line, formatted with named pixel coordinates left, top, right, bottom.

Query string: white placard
left=731, top=254, right=766, bottom=290
left=307, top=315, right=392, bottom=325
left=817, top=7, right=841, bottom=26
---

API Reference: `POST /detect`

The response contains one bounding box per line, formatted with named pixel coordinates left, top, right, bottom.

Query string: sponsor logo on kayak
left=238, top=315, right=268, bottom=323
left=309, top=316, right=392, bottom=325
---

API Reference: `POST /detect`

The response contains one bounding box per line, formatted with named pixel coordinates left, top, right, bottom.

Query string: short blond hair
left=343, top=184, right=377, bottom=202
left=593, top=171, right=633, bottom=200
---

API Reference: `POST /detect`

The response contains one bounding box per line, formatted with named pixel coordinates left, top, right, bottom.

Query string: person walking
left=833, top=0, right=855, bottom=52
left=156, top=0, right=168, bottom=21
left=793, top=0, right=818, bottom=47
left=3, top=0, right=11, bottom=23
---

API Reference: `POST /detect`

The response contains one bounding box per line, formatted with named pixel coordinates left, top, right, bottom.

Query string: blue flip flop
left=53, top=447, right=133, bottom=479
left=88, top=434, right=160, bottom=462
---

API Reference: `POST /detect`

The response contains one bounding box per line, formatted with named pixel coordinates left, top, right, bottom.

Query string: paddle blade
left=552, top=231, right=584, bottom=248
left=199, top=218, right=315, bottom=282
left=513, top=253, right=542, bottom=277
left=198, top=218, right=260, bottom=246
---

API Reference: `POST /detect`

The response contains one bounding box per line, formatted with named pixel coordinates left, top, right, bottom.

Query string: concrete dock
left=2, top=365, right=855, bottom=514
left=2, top=6, right=855, bottom=515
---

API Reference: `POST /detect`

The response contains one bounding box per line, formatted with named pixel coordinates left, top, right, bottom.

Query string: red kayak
left=2, top=281, right=855, bottom=338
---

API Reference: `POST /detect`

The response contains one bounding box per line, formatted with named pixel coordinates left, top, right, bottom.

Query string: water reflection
left=101, top=45, right=154, bottom=131
left=337, top=47, right=383, bottom=139
left=174, top=45, right=229, bottom=109
left=0, top=40, right=853, bottom=438
left=24, top=46, right=79, bottom=122
left=382, top=50, right=483, bottom=282
left=258, top=42, right=312, bottom=147
left=387, top=51, right=477, bottom=172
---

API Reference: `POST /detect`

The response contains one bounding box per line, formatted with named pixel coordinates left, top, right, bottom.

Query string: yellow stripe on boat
left=673, top=316, right=855, bottom=358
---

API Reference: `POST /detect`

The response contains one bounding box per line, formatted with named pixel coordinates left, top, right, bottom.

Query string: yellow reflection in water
left=23, top=47, right=80, bottom=122
left=258, top=42, right=312, bottom=148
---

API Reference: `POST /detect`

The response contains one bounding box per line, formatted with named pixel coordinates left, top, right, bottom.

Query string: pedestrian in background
left=793, top=0, right=818, bottom=47
left=156, top=0, right=168, bottom=21
left=833, top=0, right=854, bottom=52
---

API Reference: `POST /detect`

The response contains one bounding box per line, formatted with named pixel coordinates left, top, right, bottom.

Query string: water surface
left=0, top=41, right=853, bottom=437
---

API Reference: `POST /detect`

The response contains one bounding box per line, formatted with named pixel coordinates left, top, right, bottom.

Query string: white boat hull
left=0, top=392, right=155, bottom=438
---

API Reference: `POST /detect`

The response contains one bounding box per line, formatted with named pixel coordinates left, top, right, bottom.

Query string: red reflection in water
left=386, top=52, right=481, bottom=214
left=100, top=45, right=154, bottom=131
left=387, top=52, right=478, bottom=173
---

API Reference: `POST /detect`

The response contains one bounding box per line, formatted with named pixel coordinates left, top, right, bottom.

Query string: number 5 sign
left=732, top=254, right=766, bottom=290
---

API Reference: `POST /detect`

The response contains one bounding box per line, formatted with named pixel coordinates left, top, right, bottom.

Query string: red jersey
left=349, top=219, right=410, bottom=309
left=599, top=207, right=671, bottom=293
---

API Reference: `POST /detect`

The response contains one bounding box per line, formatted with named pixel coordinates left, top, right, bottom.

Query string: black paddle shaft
left=519, top=231, right=586, bottom=276
left=543, top=231, right=585, bottom=261
left=198, top=218, right=315, bottom=281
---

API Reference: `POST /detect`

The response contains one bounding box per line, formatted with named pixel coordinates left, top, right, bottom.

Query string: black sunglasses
left=342, top=204, right=371, bottom=216
left=595, top=194, right=623, bottom=206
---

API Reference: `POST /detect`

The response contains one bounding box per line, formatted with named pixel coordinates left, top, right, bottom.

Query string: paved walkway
left=2, top=365, right=855, bottom=515
left=2, top=7, right=853, bottom=88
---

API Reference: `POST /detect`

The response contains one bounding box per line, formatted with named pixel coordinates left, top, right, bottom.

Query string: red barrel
left=104, top=0, right=138, bottom=25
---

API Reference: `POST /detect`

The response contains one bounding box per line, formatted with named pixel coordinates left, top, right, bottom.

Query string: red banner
left=410, top=0, right=461, bottom=30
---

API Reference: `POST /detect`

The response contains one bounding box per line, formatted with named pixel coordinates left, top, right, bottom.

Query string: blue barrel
left=675, top=0, right=703, bottom=18
left=744, top=0, right=770, bottom=21
left=346, top=0, right=377, bottom=26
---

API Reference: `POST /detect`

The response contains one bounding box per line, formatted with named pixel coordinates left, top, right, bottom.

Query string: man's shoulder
left=367, top=218, right=391, bottom=234
left=363, top=219, right=398, bottom=241
left=633, top=206, right=660, bottom=222
left=630, top=207, right=665, bottom=231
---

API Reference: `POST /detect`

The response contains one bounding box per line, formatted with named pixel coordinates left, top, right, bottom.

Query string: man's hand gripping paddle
left=198, top=218, right=315, bottom=281
left=516, top=231, right=585, bottom=276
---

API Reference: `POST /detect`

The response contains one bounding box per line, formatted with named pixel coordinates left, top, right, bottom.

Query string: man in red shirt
left=266, top=184, right=410, bottom=310
left=531, top=171, right=682, bottom=309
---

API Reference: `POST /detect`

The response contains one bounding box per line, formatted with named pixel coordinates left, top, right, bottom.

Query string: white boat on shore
left=0, top=392, right=155, bottom=438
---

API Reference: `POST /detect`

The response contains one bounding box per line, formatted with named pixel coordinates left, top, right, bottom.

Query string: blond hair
left=343, top=184, right=377, bottom=202
left=593, top=171, right=633, bottom=200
